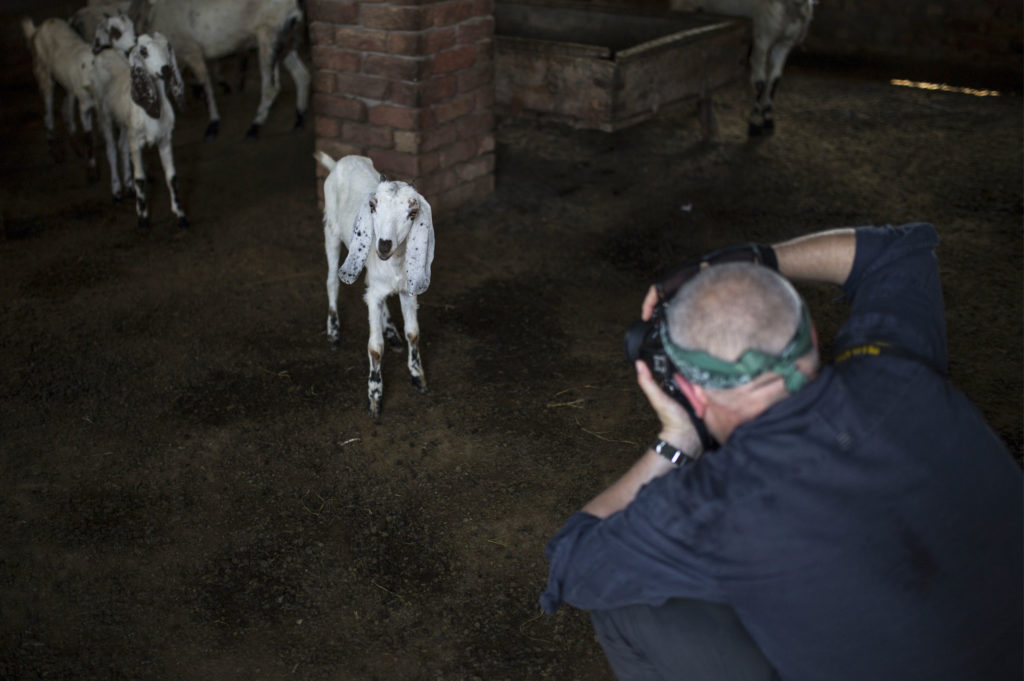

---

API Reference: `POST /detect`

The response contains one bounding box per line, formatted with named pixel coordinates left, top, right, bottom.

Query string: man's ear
left=673, top=374, right=709, bottom=418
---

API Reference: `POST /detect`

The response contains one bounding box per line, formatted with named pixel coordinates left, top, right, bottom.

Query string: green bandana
left=659, top=303, right=814, bottom=393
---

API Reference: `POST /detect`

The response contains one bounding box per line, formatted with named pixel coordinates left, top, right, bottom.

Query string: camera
left=624, top=300, right=717, bottom=452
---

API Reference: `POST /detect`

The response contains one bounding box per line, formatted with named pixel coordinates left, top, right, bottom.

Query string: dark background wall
left=584, top=0, right=1022, bottom=89
left=805, top=0, right=1021, bottom=89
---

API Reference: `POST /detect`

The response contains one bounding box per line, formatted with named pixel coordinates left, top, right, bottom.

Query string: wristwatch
left=653, top=439, right=701, bottom=466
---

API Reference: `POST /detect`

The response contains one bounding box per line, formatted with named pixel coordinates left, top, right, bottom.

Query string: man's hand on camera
left=635, top=360, right=702, bottom=455
left=641, top=285, right=660, bottom=322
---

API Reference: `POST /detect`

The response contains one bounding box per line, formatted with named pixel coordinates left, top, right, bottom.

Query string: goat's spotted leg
left=130, top=141, right=149, bottom=229
left=325, top=238, right=342, bottom=347
left=157, top=137, right=188, bottom=228
left=399, top=291, right=426, bottom=393
left=383, top=303, right=404, bottom=351
left=366, top=289, right=388, bottom=418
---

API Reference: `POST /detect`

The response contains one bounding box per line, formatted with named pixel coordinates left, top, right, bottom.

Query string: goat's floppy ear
left=339, top=195, right=375, bottom=284
left=129, top=46, right=160, bottom=119
left=162, top=37, right=185, bottom=107
left=404, top=197, right=434, bottom=295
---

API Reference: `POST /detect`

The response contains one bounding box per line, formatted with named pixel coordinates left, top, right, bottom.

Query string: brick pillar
left=307, top=0, right=495, bottom=215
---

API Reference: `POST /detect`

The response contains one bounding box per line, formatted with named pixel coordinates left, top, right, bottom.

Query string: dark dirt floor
left=2, top=3, right=1022, bottom=680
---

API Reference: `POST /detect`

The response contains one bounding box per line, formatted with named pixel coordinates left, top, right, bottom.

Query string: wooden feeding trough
left=494, top=1, right=751, bottom=135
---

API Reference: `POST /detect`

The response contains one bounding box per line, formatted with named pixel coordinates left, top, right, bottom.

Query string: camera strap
left=658, top=303, right=814, bottom=393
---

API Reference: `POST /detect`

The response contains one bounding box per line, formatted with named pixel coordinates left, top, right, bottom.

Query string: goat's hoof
left=87, top=165, right=100, bottom=184
left=177, top=215, right=189, bottom=229
left=204, top=121, right=220, bottom=140
left=137, top=216, right=151, bottom=230
left=293, top=111, right=305, bottom=130
left=412, top=376, right=427, bottom=394
left=747, top=121, right=774, bottom=138
left=245, top=123, right=261, bottom=139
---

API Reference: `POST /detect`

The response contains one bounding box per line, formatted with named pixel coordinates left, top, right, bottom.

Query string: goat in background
left=314, top=152, right=436, bottom=419
left=129, top=0, right=311, bottom=140
left=21, top=15, right=103, bottom=178
left=671, top=0, right=815, bottom=136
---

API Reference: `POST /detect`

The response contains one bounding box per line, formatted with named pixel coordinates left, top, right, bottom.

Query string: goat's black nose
left=378, top=239, right=392, bottom=256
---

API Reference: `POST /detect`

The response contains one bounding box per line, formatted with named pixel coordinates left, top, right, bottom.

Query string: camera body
left=624, top=302, right=717, bottom=452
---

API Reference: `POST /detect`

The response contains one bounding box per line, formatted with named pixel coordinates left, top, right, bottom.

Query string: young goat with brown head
left=315, top=152, right=435, bottom=419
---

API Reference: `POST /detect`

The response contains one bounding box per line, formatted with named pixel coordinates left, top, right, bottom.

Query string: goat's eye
left=139, top=46, right=148, bottom=58
left=111, top=27, right=121, bottom=39
left=368, top=199, right=377, bottom=214
left=408, top=208, right=419, bottom=221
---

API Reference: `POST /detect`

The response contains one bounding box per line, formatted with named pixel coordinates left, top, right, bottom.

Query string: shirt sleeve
left=540, top=470, right=725, bottom=614
left=836, top=223, right=947, bottom=373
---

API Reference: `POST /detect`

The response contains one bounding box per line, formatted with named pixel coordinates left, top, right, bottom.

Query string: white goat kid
left=315, top=152, right=435, bottom=419
left=131, top=0, right=311, bottom=140
left=21, top=16, right=102, bottom=178
left=671, top=0, right=814, bottom=136
left=93, top=32, right=188, bottom=228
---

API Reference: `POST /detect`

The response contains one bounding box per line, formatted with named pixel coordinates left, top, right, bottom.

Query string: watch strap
left=653, top=439, right=700, bottom=465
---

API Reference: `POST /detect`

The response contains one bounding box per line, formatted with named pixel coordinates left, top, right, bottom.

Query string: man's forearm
left=773, top=228, right=857, bottom=286
left=582, top=449, right=676, bottom=518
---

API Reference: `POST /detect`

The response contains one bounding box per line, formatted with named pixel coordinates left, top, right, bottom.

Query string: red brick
left=313, top=93, right=366, bottom=121
left=423, top=26, right=459, bottom=53
left=417, top=167, right=457, bottom=196
left=420, top=122, right=457, bottom=152
left=312, top=46, right=361, bottom=73
left=362, top=5, right=424, bottom=31
left=371, top=150, right=420, bottom=180
left=309, top=22, right=336, bottom=46
left=307, top=0, right=359, bottom=26
left=364, top=54, right=425, bottom=81
left=418, top=149, right=440, bottom=174
left=313, top=70, right=336, bottom=95
left=387, top=32, right=420, bottom=56
left=342, top=121, right=394, bottom=148
left=335, top=26, right=390, bottom=52
left=420, top=75, right=457, bottom=105
left=368, top=104, right=422, bottom=130
left=335, top=73, right=390, bottom=100
left=458, top=16, right=493, bottom=44
left=424, top=0, right=480, bottom=28
left=389, top=81, right=422, bottom=108
left=439, top=137, right=481, bottom=167
left=429, top=44, right=478, bottom=75
left=430, top=92, right=476, bottom=124
left=314, top=115, right=341, bottom=138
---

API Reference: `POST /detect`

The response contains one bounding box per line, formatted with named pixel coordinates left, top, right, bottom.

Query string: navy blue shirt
left=541, top=223, right=1023, bottom=681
